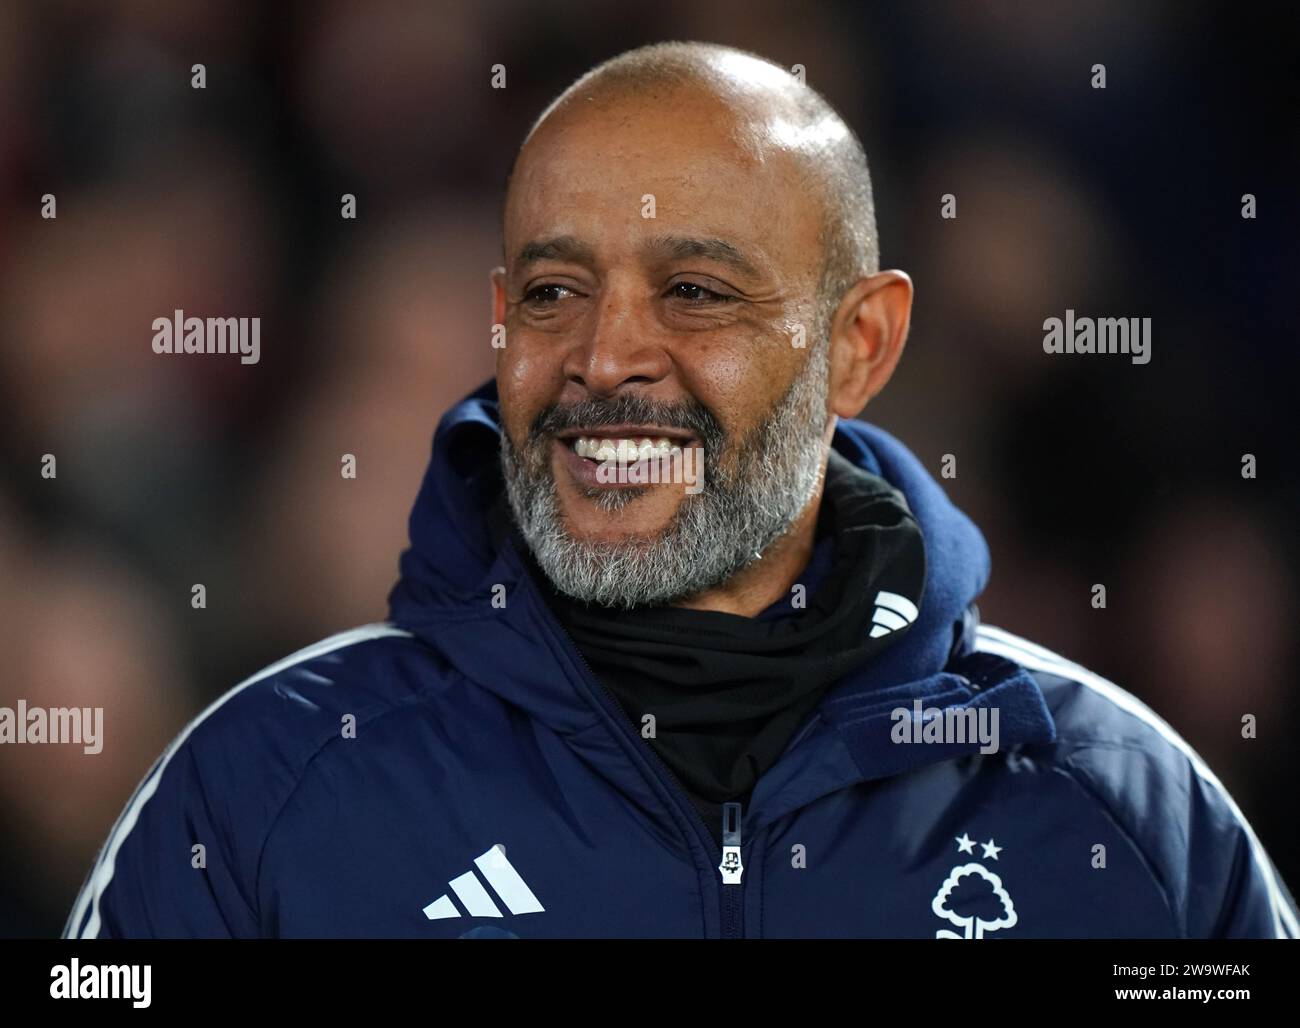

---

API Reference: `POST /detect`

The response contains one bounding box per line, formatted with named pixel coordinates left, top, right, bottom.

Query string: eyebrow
left=513, top=233, right=765, bottom=281
left=516, top=235, right=594, bottom=267
left=643, top=234, right=764, bottom=281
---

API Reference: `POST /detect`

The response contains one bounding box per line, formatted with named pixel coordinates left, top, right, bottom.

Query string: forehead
left=505, top=90, right=823, bottom=279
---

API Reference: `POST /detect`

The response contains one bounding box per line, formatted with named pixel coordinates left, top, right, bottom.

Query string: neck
left=672, top=467, right=827, bottom=618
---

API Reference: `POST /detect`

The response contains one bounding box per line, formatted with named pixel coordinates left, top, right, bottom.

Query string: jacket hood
left=388, top=379, right=1054, bottom=823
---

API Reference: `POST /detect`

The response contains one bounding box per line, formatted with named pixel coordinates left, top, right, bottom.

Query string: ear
left=490, top=266, right=507, bottom=326
left=826, top=270, right=913, bottom=419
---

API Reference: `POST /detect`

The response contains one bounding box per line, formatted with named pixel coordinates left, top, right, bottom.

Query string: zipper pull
left=718, top=802, right=743, bottom=884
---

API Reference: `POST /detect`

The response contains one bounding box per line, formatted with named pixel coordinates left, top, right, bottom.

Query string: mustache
left=528, top=394, right=725, bottom=448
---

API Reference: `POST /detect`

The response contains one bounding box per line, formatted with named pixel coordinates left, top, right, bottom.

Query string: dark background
left=1, top=0, right=1296, bottom=937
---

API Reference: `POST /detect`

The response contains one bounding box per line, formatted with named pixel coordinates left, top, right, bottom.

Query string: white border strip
left=977, top=623, right=1298, bottom=939
left=62, top=623, right=412, bottom=939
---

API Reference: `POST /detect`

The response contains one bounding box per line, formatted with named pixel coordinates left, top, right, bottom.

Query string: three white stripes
left=870, top=590, right=918, bottom=638
left=423, top=845, right=544, bottom=920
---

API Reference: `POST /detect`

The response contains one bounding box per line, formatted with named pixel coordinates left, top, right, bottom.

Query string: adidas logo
left=423, top=844, right=545, bottom=920
left=870, top=590, right=918, bottom=638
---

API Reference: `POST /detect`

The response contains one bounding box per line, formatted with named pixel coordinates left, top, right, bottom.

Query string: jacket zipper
left=543, top=606, right=747, bottom=938
left=719, top=801, right=744, bottom=938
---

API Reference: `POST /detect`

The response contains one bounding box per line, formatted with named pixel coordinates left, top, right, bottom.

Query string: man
left=65, top=41, right=1296, bottom=939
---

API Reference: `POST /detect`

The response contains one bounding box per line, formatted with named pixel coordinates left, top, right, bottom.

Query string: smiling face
left=494, top=80, right=837, bottom=607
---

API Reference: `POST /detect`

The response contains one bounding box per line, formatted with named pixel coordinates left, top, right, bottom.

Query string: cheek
left=676, top=335, right=802, bottom=436
left=497, top=341, right=561, bottom=441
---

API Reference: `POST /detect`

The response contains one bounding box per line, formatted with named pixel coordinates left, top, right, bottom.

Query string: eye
left=523, top=283, right=576, bottom=305
left=668, top=281, right=737, bottom=304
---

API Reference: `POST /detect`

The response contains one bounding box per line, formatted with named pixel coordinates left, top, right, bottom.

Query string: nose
left=561, top=280, right=672, bottom=397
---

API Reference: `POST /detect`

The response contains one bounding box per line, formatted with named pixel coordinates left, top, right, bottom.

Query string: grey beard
left=500, top=345, right=830, bottom=609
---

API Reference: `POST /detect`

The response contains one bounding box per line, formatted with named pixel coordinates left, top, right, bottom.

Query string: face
left=495, top=87, right=833, bottom=607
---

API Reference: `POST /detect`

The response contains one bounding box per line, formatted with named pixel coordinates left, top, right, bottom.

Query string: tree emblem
left=931, top=861, right=1018, bottom=939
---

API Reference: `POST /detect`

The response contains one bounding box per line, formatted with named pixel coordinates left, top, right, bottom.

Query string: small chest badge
left=930, top=833, right=1018, bottom=939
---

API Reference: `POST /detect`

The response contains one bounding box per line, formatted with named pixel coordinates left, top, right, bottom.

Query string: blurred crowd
left=1, top=1, right=1296, bottom=936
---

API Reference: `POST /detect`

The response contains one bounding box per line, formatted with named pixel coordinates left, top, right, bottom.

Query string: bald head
left=504, top=41, right=878, bottom=322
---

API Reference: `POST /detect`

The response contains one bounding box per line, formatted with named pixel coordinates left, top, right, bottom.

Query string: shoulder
left=125, top=622, right=463, bottom=854
left=181, top=623, right=442, bottom=756
left=113, top=621, right=452, bottom=832
left=977, top=623, right=1199, bottom=768
left=171, top=622, right=459, bottom=837
left=975, top=623, right=1235, bottom=821
left=975, top=623, right=1298, bottom=938
left=64, top=624, right=451, bottom=938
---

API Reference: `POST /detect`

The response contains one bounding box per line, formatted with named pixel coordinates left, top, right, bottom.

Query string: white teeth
left=572, top=435, right=680, bottom=461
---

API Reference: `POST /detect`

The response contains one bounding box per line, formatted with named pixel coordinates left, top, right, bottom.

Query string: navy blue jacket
left=64, top=381, right=1299, bottom=938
